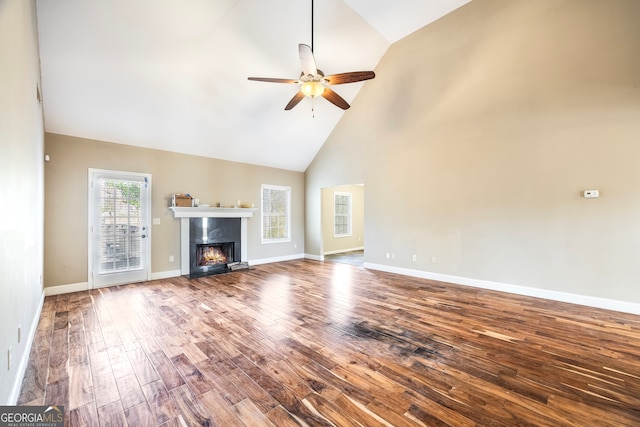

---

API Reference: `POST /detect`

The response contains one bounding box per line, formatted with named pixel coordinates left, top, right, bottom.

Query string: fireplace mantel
left=170, top=207, right=257, bottom=275
left=169, top=207, right=257, bottom=218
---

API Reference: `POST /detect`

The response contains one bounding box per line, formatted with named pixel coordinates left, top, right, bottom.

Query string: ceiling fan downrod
left=310, top=0, right=314, bottom=53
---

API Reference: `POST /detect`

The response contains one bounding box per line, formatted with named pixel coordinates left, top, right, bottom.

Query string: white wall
left=0, top=0, right=46, bottom=404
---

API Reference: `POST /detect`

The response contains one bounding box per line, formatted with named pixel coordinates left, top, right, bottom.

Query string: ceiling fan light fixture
left=247, top=0, right=374, bottom=111
left=301, top=81, right=325, bottom=98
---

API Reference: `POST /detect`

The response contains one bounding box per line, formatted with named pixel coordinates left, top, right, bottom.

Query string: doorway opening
left=321, top=184, right=365, bottom=267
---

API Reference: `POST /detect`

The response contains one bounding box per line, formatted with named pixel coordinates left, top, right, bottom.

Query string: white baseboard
left=250, top=253, right=305, bottom=266
left=151, top=270, right=182, bottom=280
left=7, top=290, right=45, bottom=405
left=363, top=262, right=640, bottom=315
left=44, top=270, right=182, bottom=296
left=44, top=282, right=89, bottom=296
left=323, top=246, right=364, bottom=256
left=304, top=253, right=324, bottom=261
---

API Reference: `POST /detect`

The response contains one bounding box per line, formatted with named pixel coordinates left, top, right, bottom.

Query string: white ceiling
left=36, top=0, right=471, bottom=172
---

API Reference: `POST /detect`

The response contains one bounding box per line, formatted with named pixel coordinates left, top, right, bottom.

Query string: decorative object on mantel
left=213, top=202, right=254, bottom=209
left=171, top=194, right=194, bottom=207
left=227, top=261, right=249, bottom=271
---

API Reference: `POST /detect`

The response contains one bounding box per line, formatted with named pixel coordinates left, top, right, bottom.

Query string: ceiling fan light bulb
left=301, top=81, right=324, bottom=98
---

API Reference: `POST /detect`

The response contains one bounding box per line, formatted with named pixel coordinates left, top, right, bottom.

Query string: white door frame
left=88, top=168, right=152, bottom=288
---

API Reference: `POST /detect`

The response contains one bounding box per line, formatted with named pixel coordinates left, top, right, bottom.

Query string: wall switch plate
left=583, top=190, right=599, bottom=198
left=169, top=255, right=175, bottom=263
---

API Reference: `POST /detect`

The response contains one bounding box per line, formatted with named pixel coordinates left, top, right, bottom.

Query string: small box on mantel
left=172, top=194, right=193, bottom=207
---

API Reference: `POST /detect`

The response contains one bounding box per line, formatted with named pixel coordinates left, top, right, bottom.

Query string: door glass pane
left=98, top=179, right=142, bottom=274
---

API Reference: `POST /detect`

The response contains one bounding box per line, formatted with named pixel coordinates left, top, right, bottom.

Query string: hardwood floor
left=18, top=259, right=640, bottom=426
left=324, top=251, right=364, bottom=267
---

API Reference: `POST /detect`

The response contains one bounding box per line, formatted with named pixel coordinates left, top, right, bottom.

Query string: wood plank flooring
left=18, top=259, right=640, bottom=426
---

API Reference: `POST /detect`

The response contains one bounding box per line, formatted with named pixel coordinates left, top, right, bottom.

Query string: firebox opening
left=196, top=242, right=234, bottom=268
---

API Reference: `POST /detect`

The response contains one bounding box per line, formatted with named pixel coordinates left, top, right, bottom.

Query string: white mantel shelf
left=169, top=206, right=257, bottom=218
left=170, top=207, right=257, bottom=275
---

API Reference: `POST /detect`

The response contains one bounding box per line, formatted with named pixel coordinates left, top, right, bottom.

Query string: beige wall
left=44, top=133, right=304, bottom=287
left=306, top=0, right=640, bottom=303
left=0, top=0, right=45, bottom=403
left=321, top=185, right=364, bottom=254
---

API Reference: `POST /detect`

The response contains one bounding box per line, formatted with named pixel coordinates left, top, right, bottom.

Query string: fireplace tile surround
left=169, top=207, right=257, bottom=277
left=189, top=217, right=240, bottom=277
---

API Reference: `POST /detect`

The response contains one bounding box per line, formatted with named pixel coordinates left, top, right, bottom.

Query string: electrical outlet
left=169, top=255, right=175, bottom=263
left=153, top=217, right=161, bottom=225
left=431, top=256, right=438, bottom=264
left=391, top=253, right=396, bottom=260
left=412, top=254, right=417, bottom=262
left=386, top=253, right=390, bottom=259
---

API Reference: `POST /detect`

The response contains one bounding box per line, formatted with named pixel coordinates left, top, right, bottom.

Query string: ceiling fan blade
left=298, top=44, right=317, bottom=77
left=285, top=90, right=306, bottom=110
left=248, top=77, right=299, bottom=84
left=323, top=71, right=375, bottom=85
left=321, top=87, right=350, bottom=110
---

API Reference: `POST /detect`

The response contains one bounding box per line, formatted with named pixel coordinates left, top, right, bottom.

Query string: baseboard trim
left=363, top=262, right=640, bottom=315
left=7, top=290, right=45, bottom=405
left=304, top=253, right=324, bottom=261
left=44, top=270, right=183, bottom=296
left=44, top=282, right=89, bottom=296
left=250, top=253, right=306, bottom=266
left=323, top=247, right=364, bottom=256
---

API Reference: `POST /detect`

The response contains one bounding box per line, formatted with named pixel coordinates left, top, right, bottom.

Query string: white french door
left=89, top=169, right=151, bottom=288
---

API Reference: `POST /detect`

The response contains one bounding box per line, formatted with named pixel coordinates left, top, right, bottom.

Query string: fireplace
left=189, top=217, right=241, bottom=277
left=170, top=206, right=256, bottom=277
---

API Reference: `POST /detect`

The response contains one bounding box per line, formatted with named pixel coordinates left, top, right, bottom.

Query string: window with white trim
left=334, top=192, right=352, bottom=237
left=261, top=184, right=291, bottom=243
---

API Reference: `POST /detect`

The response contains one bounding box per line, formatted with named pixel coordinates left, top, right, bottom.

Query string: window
left=334, top=192, right=352, bottom=237
left=261, top=184, right=291, bottom=243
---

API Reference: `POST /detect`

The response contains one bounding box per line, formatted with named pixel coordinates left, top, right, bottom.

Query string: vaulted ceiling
left=36, top=0, right=471, bottom=171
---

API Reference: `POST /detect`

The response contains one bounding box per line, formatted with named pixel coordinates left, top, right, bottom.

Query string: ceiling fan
left=247, top=0, right=375, bottom=111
